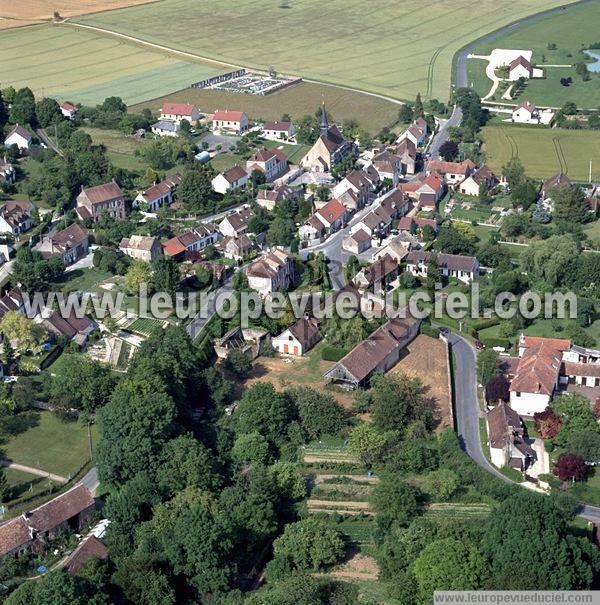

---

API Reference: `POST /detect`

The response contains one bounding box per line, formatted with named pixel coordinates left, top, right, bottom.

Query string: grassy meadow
left=482, top=125, right=600, bottom=181
left=468, top=0, right=600, bottom=107
left=74, top=0, right=575, bottom=101
left=0, top=23, right=224, bottom=105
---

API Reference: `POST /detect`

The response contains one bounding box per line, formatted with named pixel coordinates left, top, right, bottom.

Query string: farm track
left=552, top=136, right=568, bottom=174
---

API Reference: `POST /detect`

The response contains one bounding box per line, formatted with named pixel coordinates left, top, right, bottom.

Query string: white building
left=263, top=121, right=295, bottom=141
left=134, top=173, right=181, bottom=213
left=151, top=120, right=179, bottom=137
left=218, top=206, right=254, bottom=237
left=512, top=101, right=538, bottom=123
left=247, top=248, right=294, bottom=297
left=212, top=110, right=249, bottom=134
left=508, top=56, right=533, bottom=80
left=160, top=102, right=201, bottom=125
left=4, top=124, right=32, bottom=150
left=272, top=317, right=320, bottom=356
left=60, top=102, right=77, bottom=120
left=211, top=166, right=249, bottom=195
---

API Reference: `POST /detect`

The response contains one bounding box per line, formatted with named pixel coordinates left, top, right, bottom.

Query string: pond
left=584, top=50, right=600, bottom=73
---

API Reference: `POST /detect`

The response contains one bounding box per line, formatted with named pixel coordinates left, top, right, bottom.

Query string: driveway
left=200, top=133, right=238, bottom=153
left=427, top=105, right=463, bottom=160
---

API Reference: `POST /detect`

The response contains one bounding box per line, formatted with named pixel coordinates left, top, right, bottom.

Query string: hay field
left=0, top=0, right=157, bottom=27
left=0, top=24, right=224, bottom=106
left=74, top=0, right=577, bottom=101
left=483, top=125, right=600, bottom=182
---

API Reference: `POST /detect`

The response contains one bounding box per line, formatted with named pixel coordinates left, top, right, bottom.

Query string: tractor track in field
left=552, top=136, right=568, bottom=174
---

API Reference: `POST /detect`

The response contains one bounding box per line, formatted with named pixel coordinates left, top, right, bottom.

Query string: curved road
left=449, top=332, right=600, bottom=522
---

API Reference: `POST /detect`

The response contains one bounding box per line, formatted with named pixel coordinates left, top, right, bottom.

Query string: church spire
left=320, top=101, right=329, bottom=136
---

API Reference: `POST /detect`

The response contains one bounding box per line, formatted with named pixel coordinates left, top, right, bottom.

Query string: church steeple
left=320, top=102, right=329, bottom=136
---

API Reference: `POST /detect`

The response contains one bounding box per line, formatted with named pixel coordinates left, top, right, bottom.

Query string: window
left=516, top=392, right=521, bottom=397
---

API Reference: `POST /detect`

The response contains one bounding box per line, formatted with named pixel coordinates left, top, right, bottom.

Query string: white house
left=151, top=120, right=179, bottom=137
left=397, top=117, right=428, bottom=147
left=218, top=206, right=254, bottom=237
left=160, top=102, right=201, bottom=125
left=247, top=248, right=294, bottom=297
left=212, top=110, right=249, bottom=134
left=0, top=157, right=15, bottom=183
left=60, top=102, right=77, bottom=120
left=134, top=173, right=181, bottom=213
left=4, top=125, right=32, bottom=150
left=0, top=200, right=33, bottom=235
left=404, top=251, right=479, bottom=284
left=246, top=148, right=288, bottom=182
left=487, top=401, right=535, bottom=471
left=509, top=56, right=533, bottom=80
left=263, top=121, right=295, bottom=141
left=459, top=165, right=498, bottom=197
left=512, top=101, right=538, bottom=123
left=211, top=165, right=249, bottom=195
left=509, top=335, right=571, bottom=416
left=272, top=317, right=320, bottom=356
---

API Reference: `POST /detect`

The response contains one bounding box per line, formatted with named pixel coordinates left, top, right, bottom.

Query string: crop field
left=74, top=0, right=575, bottom=101
left=467, top=0, right=600, bottom=107
left=127, top=317, right=164, bottom=336
left=482, top=125, right=600, bottom=182
left=0, top=23, right=224, bottom=105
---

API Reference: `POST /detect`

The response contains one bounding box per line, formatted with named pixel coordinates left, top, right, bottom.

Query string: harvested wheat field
left=389, top=334, right=452, bottom=432
left=0, top=1, right=157, bottom=26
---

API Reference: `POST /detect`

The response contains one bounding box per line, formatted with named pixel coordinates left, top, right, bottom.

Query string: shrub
left=479, top=337, right=511, bottom=349
left=321, top=346, right=348, bottom=362
left=420, top=324, right=440, bottom=339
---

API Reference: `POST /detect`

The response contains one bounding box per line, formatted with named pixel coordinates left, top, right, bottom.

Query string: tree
left=0, top=312, right=46, bottom=354
left=232, top=431, right=270, bottom=464
left=152, top=257, right=180, bottom=296
left=347, top=422, right=387, bottom=467
left=49, top=354, right=114, bottom=413
left=554, top=453, right=587, bottom=481
left=268, top=461, right=306, bottom=500
left=502, top=157, right=525, bottom=188
left=176, top=166, right=214, bottom=212
left=250, top=168, right=267, bottom=187
left=112, top=557, right=175, bottom=605
left=272, top=517, right=345, bottom=571
left=398, top=103, right=414, bottom=123
left=370, top=475, right=419, bottom=524
left=267, top=216, right=296, bottom=246
left=371, top=373, right=430, bottom=434
left=96, top=381, right=178, bottom=485
left=511, top=178, right=538, bottom=210
left=224, top=348, right=253, bottom=378
left=533, top=408, right=562, bottom=439
left=35, top=97, right=61, bottom=127
left=233, top=269, right=248, bottom=291
left=0, top=467, right=8, bottom=503
left=552, top=393, right=600, bottom=447
left=520, top=234, right=579, bottom=288
left=484, top=374, right=510, bottom=404
left=5, top=570, right=92, bottom=605
left=566, top=430, right=600, bottom=463
left=287, top=386, right=349, bottom=440
left=552, top=185, right=591, bottom=225
left=344, top=255, right=361, bottom=281
left=9, top=87, right=36, bottom=125
left=124, top=260, right=152, bottom=294
left=477, top=349, right=499, bottom=385
left=439, top=140, right=459, bottom=161
left=413, top=538, right=487, bottom=599
left=420, top=468, right=459, bottom=501
left=413, top=93, right=424, bottom=119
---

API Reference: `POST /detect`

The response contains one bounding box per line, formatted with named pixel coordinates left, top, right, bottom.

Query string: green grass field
left=1, top=411, right=97, bottom=478
left=0, top=23, right=224, bottom=105
left=74, top=0, right=575, bottom=101
left=468, top=1, right=600, bottom=107
left=482, top=125, right=600, bottom=181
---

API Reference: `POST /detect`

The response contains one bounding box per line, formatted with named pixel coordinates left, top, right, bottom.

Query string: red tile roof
left=162, top=102, right=196, bottom=117
left=427, top=159, right=475, bottom=176
left=163, top=237, right=187, bottom=257
left=213, top=109, right=246, bottom=122
left=316, top=198, right=346, bottom=225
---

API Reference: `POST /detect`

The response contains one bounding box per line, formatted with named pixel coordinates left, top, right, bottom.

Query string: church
left=300, top=104, right=357, bottom=172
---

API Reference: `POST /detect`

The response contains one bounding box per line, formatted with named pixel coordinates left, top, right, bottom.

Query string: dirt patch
left=313, top=474, right=379, bottom=485
left=244, top=350, right=355, bottom=409
left=389, top=334, right=452, bottom=432
left=303, top=455, right=356, bottom=464
left=329, top=552, right=379, bottom=582
left=0, top=0, right=158, bottom=24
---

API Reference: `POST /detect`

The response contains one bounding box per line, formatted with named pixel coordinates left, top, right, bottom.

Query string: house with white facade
left=151, top=120, right=179, bottom=137
left=212, top=166, right=249, bottom=195
left=426, top=159, right=475, bottom=187
left=263, top=121, right=295, bottom=141
left=160, top=102, right=201, bottom=124
left=512, top=101, right=538, bottom=123
left=487, top=401, right=535, bottom=471
left=247, top=248, right=294, bottom=297
left=60, top=102, right=77, bottom=120
left=246, top=148, right=288, bottom=182
left=134, top=173, right=181, bottom=212
left=4, top=125, right=32, bottom=150
left=212, top=110, right=249, bottom=134
left=0, top=200, right=33, bottom=235
left=272, top=317, right=320, bottom=356
left=119, top=235, right=163, bottom=263
left=404, top=251, right=479, bottom=284
left=509, top=56, right=533, bottom=80
left=0, top=157, right=15, bottom=183
left=459, top=165, right=498, bottom=197
left=163, top=224, right=220, bottom=259
left=218, top=206, right=254, bottom=237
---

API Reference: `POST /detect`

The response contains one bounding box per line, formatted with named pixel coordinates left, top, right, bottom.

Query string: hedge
left=322, top=346, right=348, bottom=362
left=480, top=337, right=511, bottom=349
left=420, top=324, right=440, bottom=339
left=471, top=318, right=501, bottom=331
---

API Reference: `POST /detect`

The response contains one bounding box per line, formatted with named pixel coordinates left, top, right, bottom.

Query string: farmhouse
left=44, top=309, right=97, bottom=348
left=405, top=250, right=479, bottom=284
left=38, top=223, right=89, bottom=266
left=119, top=235, right=163, bottom=262
left=163, top=224, right=220, bottom=259
left=512, top=101, right=538, bottom=123
left=64, top=536, right=108, bottom=577
left=272, top=317, right=320, bottom=356
left=0, top=484, right=95, bottom=558
left=353, top=254, right=399, bottom=292
left=246, top=147, right=288, bottom=182
left=4, top=124, right=32, bottom=150
left=300, top=105, right=356, bottom=172
left=487, top=401, right=535, bottom=471
left=343, top=229, right=372, bottom=255
left=212, top=165, right=249, bottom=195
left=256, top=185, right=295, bottom=211
left=134, top=173, right=181, bottom=212
left=212, top=109, right=249, bottom=133
left=218, top=206, right=254, bottom=237
left=398, top=117, right=428, bottom=147
left=263, top=121, right=295, bottom=141
left=160, top=102, right=200, bottom=124
left=324, top=316, right=421, bottom=389
left=509, top=55, right=533, bottom=80
left=509, top=335, right=571, bottom=416
left=426, top=159, right=475, bottom=187
left=76, top=180, right=126, bottom=222
left=459, top=165, right=498, bottom=197
left=395, top=138, right=417, bottom=175
left=151, top=119, right=179, bottom=137
left=60, top=102, right=77, bottom=119
left=247, top=248, right=295, bottom=297
left=0, top=200, right=32, bottom=235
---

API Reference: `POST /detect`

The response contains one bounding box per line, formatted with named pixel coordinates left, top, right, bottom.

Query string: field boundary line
left=62, top=20, right=406, bottom=106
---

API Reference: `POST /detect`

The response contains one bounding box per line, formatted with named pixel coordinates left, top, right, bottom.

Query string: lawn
left=482, top=125, right=600, bottom=182
left=74, top=0, right=575, bottom=102
left=584, top=221, right=600, bottom=248
left=53, top=267, right=113, bottom=293
left=1, top=411, right=98, bottom=478
left=0, top=23, right=225, bottom=106
left=82, top=127, right=147, bottom=171
left=131, top=81, right=402, bottom=136
left=468, top=0, right=600, bottom=108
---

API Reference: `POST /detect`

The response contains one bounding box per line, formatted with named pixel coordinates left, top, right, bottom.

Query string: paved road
left=449, top=332, right=600, bottom=522
left=427, top=105, right=462, bottom=160
left=186, top=273, right=235, bottom=340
